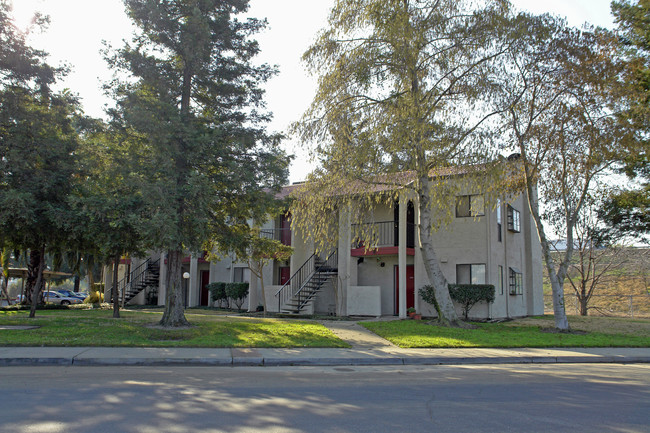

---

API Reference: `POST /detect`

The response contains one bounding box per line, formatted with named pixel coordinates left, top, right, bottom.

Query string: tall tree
left=68, top=117, right=148, bottom=318
left=108, top=0, right=288, bottom=327
left=0, top=1, right=80, bottom=317
left=604, top=0, right=650, bottom=243
left=563, top=195, right=633, bottom=315
left=497, top=15, right=631, bottom=330
left=292, top=0, right=513, bottom=326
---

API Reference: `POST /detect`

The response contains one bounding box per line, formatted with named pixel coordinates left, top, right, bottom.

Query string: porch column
left=398, top=193, right=407, bottom=318
left=337, top=205, right=351, bottom=316
left=188, top=255, right=199, bottom=307
left=158, top=252, right=167, bottom=306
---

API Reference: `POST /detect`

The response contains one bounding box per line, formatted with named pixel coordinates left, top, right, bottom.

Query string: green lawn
left=0, top=308, right=349, bottom=348
left=361, top=316, right=650, bottom=348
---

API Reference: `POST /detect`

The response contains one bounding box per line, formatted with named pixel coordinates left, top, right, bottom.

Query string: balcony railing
left=259, top=228, right=292, bottom=246
left=351, top=221, right=415, bottom=249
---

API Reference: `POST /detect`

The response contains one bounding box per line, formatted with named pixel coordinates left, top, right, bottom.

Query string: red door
left=279, top=266, right=291, bottom=285
left=200, top=270, right=210, bottom=306
left=394, top=265, right=415, bottom=315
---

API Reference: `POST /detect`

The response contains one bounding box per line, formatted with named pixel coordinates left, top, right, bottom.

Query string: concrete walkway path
left=317, top=320, right=397, bottom=349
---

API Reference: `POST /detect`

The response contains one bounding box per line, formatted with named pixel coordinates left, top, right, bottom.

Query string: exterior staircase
left=114, top=258, right=160, bottom=306
left=276, top=250, right=338, bottom=314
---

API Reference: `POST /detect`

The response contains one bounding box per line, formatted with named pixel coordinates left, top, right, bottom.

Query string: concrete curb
left=1, top=348, right=649, bottom=367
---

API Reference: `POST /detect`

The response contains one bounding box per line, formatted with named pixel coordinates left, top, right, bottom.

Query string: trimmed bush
left=225, top=282, right=249, bottom=312
left=419, top=284, right=495, bottom=320
left=207, top=282, right=228, bottom=308
left=448, top=284, right=495, bottom=320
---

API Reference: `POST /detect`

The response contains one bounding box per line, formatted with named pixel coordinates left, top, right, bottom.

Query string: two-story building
left=104, top=165, right=543, bottom=320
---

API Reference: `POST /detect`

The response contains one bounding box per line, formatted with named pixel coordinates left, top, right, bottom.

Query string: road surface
left=0, top=364, right=648, bottom=432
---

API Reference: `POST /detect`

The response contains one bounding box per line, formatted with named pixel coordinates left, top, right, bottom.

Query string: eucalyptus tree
left=497, top=15, right=631, bottom=330
left=292, top=0, right=514, bottom=326
left=108, top=0, right=288, bottom=327
left=0, top=1, right=81, bottom=317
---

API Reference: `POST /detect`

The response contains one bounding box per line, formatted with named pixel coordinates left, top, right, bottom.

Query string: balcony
left=350, top=221, right=415, bottom=256
left=259, top=228, right=292, bottom=246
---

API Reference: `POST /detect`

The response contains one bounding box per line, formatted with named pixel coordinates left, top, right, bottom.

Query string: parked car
left=56, top=290, right=87, bottom=301
left=42, top=291, right=83, bottom=305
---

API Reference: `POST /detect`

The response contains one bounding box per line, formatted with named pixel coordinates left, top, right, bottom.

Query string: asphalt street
left=1, top=363, right=648, bottom=433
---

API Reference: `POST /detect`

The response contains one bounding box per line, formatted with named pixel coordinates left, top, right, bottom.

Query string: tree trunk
left=87, top=255, right=96, bottom=300
left=159, top=249, right=190, bottom=327
left=28, top=246, right=46, bottom=318
left=25, top=248, right=43, bottom=305
left=579, top=294, right=588, bottom=316
left=73, top=274, right=80, bottom=292
left=418, top=178, right=464, bottom=327
left=112, top=254, right=120, bottom=319
left=518, top=156, right=570, bottom=331
left=1, top=277, right=11, bottom=305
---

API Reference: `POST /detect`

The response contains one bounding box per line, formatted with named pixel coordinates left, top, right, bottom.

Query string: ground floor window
left=456, top=264, right=486, bottom=284
left=509, top=267, right=523, bottom=295
left=233, top=267, right=249, bottom=283
left=498, top=265, right=504, bottom=295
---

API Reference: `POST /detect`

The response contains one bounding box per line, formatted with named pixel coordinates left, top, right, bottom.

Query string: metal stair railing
left=291, top=249, right=338, bottom=311
left=275, top=249, right=337, bottom=313
left=114, top=257, right=160, bottom=306
left=275, top=253, right=316, bottom=313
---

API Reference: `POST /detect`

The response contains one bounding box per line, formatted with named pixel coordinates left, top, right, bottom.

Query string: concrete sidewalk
left=1, top=319, right=649, bottom=367
left=1, top=345, right=649, bottom=367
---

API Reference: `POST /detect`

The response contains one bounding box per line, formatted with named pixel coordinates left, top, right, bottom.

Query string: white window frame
left=507, top=205, right=521, bottom=233
left=456, top=264, right=487, bottom=285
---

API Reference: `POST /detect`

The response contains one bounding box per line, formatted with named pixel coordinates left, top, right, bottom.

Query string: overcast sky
left=12, top=0, right=617, bottom=182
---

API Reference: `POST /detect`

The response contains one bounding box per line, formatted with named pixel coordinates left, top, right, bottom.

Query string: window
left=509, top=267, right=523, bottom=295
left=456, top=264, right=486, bottom=284
left=496, top=199, right=502, bottom=242
left=498, top=265, right=504, bottom=295
left=507, top=204, right=521, bottom=233
left=456, top=194, right=485, bottom=217
left=233, top=267, right=249, bottom=283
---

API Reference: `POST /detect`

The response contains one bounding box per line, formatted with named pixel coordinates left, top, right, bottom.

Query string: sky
left=11, top=0, right=618, bottom=183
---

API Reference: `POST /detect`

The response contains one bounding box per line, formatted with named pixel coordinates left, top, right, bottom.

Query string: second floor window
left=507, top=204, right=521, bottom=233
left=497, top=199, right=502, bottom=242
left=456, top=194, right=485, bottom=217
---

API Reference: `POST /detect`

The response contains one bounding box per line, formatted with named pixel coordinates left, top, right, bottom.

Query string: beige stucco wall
left=347, top=286, right=382, bottom=316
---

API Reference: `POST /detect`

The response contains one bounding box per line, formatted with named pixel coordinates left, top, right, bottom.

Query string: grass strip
left=0, top=309, right=349, bottom=348
left=360, top=318, right=650, bottom=348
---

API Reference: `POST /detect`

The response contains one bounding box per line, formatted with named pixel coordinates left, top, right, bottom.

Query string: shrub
left=419, top=284, right=495, bottom=320
left=207, top=282, right=228, bottom=308
left=225, top=282, right=249, bottom=312
left=418, top=285, right=441, bottom=317
left=84, top=291, right=104, bottom=304
left=448, top=284, right=495, bottom=320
